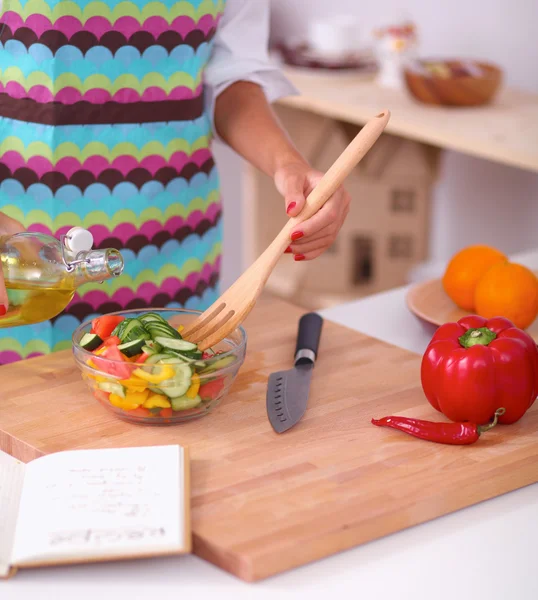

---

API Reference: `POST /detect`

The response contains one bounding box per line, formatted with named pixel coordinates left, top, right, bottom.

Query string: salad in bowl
left=72, top=308, right=247, bottom=424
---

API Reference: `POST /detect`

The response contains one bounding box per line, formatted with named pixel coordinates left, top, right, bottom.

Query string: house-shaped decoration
left=243, top=104, right=440, bottom=309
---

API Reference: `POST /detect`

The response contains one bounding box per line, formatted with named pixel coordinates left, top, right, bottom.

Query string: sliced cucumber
left=117, top=338, right=146, bottom=358
left=145, top=353, right=170, bottom=365
left=98, top=381, right=126, bottom=398
left=120, top=319, right=148, bottom=343
left=80, top=332, right=103, bottom=351
left=171, top=394, right=202, bottom=411
left=111, top=320, right=129, bottom=339
left=155, top=337, right=197, bottom=353
left=159, top=363, right=192, bottom=398
left=199, top=354, right=236, bottom=373
left=146, top=323, right=181, bottom=340
left=139, top=312, right=167, bottom=324
left=144, top=339, right=162, bottom=354
left=162, top=350, right=203, bottom=363
left=159, top=357, right=187, bottom=365
left=124, top=326, right=150, bottom=344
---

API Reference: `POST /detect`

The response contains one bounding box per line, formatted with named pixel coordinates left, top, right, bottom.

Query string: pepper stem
left=477, top=408, right=506, bottom=435
left=459, top=327, right=497, bottom=348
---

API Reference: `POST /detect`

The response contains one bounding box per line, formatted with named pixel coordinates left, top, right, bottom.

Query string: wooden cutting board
left=1, top=295, right=537, bottom=581
left=407, top=275, right=538, bottom=342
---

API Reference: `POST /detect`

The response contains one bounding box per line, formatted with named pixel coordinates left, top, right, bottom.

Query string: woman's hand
left=0, top=212, right=25, bottom=315
left=274, top=162, right=351, bottom=261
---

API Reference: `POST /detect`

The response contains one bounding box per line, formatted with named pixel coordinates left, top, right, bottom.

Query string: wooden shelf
left=278, top=68, right=538, bottom=173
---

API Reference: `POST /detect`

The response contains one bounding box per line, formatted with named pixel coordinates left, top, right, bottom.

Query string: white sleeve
left=204, top=0, right=298, bottom=138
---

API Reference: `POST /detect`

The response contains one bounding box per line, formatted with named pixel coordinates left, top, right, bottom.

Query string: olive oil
left=0, top=228, right=124, bottom=328
left=1, top=284, right=76, bottom=328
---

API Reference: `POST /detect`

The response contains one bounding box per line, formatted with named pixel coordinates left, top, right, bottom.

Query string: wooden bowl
left=403, top=59, right=502, bottom=107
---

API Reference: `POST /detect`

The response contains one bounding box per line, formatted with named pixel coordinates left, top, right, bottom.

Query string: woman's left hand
left=274, top=162, right=351, bottom=261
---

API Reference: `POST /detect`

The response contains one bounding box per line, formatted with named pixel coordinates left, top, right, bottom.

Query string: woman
left=0, top=0, right=350, bottom=364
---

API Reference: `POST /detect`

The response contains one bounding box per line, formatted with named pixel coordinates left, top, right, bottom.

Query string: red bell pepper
left=421, top=315, right=538, bottom=425
left=199, top=377, right=224, bottom=401
left=91, top=315, right=124, bottom=340
left=136, top=352, right=152, bottom=364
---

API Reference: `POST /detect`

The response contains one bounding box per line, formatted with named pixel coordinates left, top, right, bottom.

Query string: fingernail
left=284, top=246, right=293, bottom=254
left=286, top=202, right=297, bottom=215
left=291, top=231, right=304, bottom=242
left=0, top=305, right=6, bottom=316
left=294, top=254, right=305, bottom=262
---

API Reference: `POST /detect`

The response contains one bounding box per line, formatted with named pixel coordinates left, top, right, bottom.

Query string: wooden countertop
left=278, top=68, right=538, bottom=173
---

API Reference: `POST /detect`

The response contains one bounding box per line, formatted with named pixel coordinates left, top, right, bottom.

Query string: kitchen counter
left=6, top=249, right=538, bottom=600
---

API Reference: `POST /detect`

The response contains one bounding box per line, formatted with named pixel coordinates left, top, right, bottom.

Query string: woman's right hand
left=0, top=212, right=25, bottom=316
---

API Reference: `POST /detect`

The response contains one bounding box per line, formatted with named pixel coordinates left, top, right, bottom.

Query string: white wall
left=217, top=0, right=538, bottom=288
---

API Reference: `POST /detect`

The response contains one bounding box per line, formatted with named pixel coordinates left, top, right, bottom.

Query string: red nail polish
left=284, top=246, right=293, bottom=254
left=291, top=231, right=304, bottom=242
left=286, top=202, right=297, bottom=215
left=294, top=254, right=305, bottom=262
left=0, top=305, right=6, bottom=317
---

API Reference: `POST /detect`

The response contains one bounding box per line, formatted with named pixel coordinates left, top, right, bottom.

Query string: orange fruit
left=442, top=245, right=507, bottom=311
left=474, top=262, right=538, bottom=329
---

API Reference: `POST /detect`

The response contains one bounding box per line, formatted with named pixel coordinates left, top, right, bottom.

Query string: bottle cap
left=64, top=227, right=94, bottom=254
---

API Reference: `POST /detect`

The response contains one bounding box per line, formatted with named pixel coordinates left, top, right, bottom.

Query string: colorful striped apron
left=0, top=0, right=226, bottom=364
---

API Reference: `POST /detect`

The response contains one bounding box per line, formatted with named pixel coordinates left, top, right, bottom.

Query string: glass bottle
left=0, top=227, right=124, bottom=328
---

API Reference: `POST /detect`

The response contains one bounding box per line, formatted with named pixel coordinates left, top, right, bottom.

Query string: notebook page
left=11, top=445, right=185, bottom=566
left=0, top=451, right=25, bottom=577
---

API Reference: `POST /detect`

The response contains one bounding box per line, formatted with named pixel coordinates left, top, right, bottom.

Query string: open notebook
left=0, top=445, right=191, bottom=579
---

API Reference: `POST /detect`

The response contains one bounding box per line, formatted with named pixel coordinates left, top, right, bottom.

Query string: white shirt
left=204, top=0, right=298, bottom=137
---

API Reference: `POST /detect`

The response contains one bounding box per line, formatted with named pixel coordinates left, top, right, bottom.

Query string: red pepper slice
left=199, top=378, right=224, bottom=401
left=136, top=352, right=151, bottom=364
left=371, top=408, right=506, bottom=445
left=127, top=406, right=152, bottom=417
left=93, top=390, right=110, bottom=404
left=91, top=315, right=124, bottom=340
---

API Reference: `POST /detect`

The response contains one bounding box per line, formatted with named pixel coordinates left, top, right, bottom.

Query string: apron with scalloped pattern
left=0, top=0, right=226, bottom=364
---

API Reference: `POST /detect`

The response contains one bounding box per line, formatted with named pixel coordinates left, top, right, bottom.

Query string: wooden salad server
left=181, top=109, right=391, bottom=350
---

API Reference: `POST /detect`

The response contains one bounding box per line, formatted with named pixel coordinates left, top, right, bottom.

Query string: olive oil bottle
left=0, top=227, right=124, bottom=328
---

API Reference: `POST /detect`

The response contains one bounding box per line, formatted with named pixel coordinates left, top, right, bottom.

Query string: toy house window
left=391, top=189, right=415, bottom=212
left=388, top=235, right=413, bottom=259
left=352, top=236, right=373, bottom=284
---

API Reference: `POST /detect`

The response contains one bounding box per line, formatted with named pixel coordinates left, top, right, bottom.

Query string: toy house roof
left=331, top=121, right=440, bottom=181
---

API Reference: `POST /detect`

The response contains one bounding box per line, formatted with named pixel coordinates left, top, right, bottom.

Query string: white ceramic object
left=307, top=15, right=360, bottom=58
left=373, top=22, right=418, bottom=89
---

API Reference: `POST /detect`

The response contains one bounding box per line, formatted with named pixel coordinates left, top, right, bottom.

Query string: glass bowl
left=72, top=308, right=247, bottom=425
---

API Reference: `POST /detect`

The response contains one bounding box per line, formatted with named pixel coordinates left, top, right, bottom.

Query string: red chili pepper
left=371, top=408, right=506, bottom=445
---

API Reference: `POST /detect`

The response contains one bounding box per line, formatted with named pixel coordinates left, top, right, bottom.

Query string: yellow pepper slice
left=126, top=389, right=149, bottom=405
left=177, top=325, right=184, bottom=333
left=85, top=371, right=109, bottom=383
left=119, top=377, right=148, bottom=392
left=186, top=373, right=200, bottom=399
left=133, top=365, right=174, bottom=384
left=109, top=393, right=141, bottom=411
left=143, top=394, right=171, bottom=409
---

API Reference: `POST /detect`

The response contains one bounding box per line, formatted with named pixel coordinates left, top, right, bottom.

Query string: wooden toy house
left=242, top=104, right=440, bottom=309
